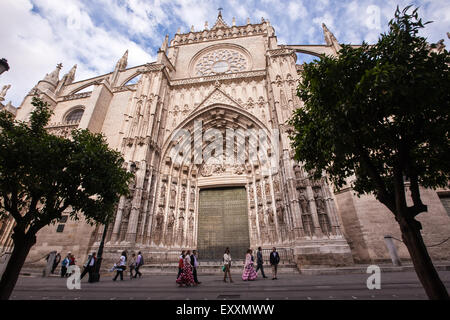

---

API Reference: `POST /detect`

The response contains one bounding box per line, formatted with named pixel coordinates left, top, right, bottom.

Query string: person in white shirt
left=113, top=251, right=127, bottom=281
left=223, top=247, right=233, bottom=283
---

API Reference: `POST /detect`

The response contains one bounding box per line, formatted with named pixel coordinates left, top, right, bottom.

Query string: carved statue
left=267, top=207, right=275, bottom=225
left=249, top=185, right=255, bottom=203
left=188, top=213, right=194, bottom=230
left=190, top=187, right=195, bottom=205
left=265, top=181, right=271, bottom=197
left=298, top=190, right=309, bottom=213
left=314, top=188, right=326, bottom=214
left=155, top=207, right=164, bottom=229
left=0, top=84, right=11, bottom=100
left=180, top=187, right=186, bottom=208
left=167, top=210, right=175, bottom=228
left=169, top=184, right=177, bottom=208
left=159, top=183, right=166, bottom=203
left=273, top=179, right=280, bottom=193
left=276, top=202, right=284, bottom=224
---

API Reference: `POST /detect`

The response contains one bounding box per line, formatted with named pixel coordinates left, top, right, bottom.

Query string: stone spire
left=0, top=84, right=11, bottom=101
left=115, top=50, right=128, bottom=71
left=211, top=9, right=229, bottom=29
left=161, top=34, right=169, bottom=52
left=64, top=64, right=77, bottom=85
left=110, top=50, right=128, bottom=86
left=43, top=63, right=62, bottom=86
left=55, top=64, right=77, bottom=95
left=322, top=23, right=341, bottom=52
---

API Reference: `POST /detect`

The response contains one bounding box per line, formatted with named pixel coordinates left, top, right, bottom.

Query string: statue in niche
left=314, top=188, right=326, bottom=214
left=298, top=189, right=309, bottom=214
left=188, top=213, right=194, bottom=230
left=256, top=183, right=262, bottom=198
left=276, top=201, right=285, bottom=224
left=155, top=207, right=164, bottom=229
left=167, top=210, right=175, bottom=228
left=265, top=181, right=271, bottom=197
left=248, top=185, right=255, bottom=203
left=273, top=179, right=280, bottom=193
left=159, top=183, right=166, bottom=203
left=267, top=207, right=275, bottom=225
left=258, top=207, right=265, bottom=227
left=169, top=184, right=177, bottom=208
left=180, top=187, right=186, bottom=208
left=190, top=187, right=195, bottom=206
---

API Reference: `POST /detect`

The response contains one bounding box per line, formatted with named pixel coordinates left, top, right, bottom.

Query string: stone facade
left=1, top=13, right=449, bottom=268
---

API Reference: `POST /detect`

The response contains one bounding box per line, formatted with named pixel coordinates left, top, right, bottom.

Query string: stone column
left=306, top=185, right=324, bottom=237
left=125, top=162, right=145, bottom=243
left=110, top=195, right=126, bottom=243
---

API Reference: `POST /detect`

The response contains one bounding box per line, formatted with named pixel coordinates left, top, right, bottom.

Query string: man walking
left=255, top=247, right=267, bottom=278
left=269, top=247, right=280, bottom=280
left=134, top=251, right=144, bottom=278
left=190, top=250, right=201, bottom=285
left=80, top=252, right=96, bottom=282
left=51, top=252, right=61, bottom=274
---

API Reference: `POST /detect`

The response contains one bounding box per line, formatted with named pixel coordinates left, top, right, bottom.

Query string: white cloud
left=1, top=0, right=449, bottom=107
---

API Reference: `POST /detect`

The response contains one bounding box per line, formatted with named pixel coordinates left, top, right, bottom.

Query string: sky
left=1, top=0, right=449, bottom=107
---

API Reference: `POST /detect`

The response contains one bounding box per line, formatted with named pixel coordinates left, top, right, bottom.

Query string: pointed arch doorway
left=197, top=186, right=250, bottom=261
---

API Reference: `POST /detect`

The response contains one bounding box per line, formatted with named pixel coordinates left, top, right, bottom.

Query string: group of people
left=112, top=251, right=144, bottom=281
left=176, top=250, right=201, bottom=287
left=174, top=247, right=281, bottom=286
left=228, top=247, right=280, bottom=282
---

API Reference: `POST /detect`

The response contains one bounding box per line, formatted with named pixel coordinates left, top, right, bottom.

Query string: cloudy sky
left=1, top=0, right=449, bottom=106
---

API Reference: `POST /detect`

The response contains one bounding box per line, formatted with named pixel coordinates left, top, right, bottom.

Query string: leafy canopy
left=0, top=97, right=133, bottom=234
left=289, top=6, right=449, bottom=211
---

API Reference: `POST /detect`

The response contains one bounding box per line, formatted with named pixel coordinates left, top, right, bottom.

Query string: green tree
left=289, top=6, right=449, bottom=300
left=0, top=97, right=133, bottom=300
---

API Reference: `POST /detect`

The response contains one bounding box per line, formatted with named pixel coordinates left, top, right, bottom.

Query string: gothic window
left=194, top=48, right=248, bottom=76
left=65, top=108, right=84, bottom=124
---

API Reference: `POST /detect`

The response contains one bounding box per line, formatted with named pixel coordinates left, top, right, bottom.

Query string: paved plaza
left=10, top=270, right=450, bottom=300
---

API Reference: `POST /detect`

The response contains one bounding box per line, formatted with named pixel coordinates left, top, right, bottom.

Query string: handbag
left=222, top=265, right=226, bottom=272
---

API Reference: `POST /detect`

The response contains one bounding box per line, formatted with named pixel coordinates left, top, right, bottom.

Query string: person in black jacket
left=269, top=247, right=280, bottom=280
left=255, top=247, right=267, bottom=278
left=190, top=250, right=201, bottom=284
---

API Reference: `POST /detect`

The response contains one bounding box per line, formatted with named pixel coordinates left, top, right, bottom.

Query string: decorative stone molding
left=112, top=84, right=137, bottom=93
left=170, top=22, right=268, bottom=46
left=45, top=122, right=79, bottom=138
left=61, top=91, right=92, bottom=101
left=170, top=70, right=266, bottom=87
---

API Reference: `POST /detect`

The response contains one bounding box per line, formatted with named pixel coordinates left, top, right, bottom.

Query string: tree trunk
left=398, top=215, right=449, bottom=300
left=0, top=233, right=36, bottom=300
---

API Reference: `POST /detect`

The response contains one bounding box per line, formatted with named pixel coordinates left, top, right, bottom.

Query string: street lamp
left=0, top=59, right=10, bottom=75
left=91, top=222, right=109, bottom=282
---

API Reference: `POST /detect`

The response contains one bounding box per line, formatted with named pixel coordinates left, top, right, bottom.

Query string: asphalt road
left=9, top=270, right=450, bottom=300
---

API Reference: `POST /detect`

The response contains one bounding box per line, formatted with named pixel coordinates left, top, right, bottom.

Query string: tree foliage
left=289, top=6, right=450, bottom=215
left=0, top=97, right=133, bottom=232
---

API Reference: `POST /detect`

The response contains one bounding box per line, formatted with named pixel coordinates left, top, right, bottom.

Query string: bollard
left=384, top=235, right=402, bottom=266
left=43, top=251, right=56, bottom=277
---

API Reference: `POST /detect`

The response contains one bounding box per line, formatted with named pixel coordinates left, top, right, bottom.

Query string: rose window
left=195, top=49, right=248, bottom=76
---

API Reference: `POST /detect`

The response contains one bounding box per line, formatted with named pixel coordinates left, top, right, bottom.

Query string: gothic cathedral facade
left=2, top=13, right=449, bottom=268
